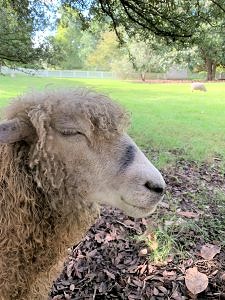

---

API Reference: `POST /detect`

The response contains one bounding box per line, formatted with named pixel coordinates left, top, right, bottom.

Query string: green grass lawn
left=1, top=76, right=225, bottom=297
left=1, top=75, right=225, bottom=166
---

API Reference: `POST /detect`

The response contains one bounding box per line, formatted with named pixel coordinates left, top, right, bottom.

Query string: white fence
left=1, top=67, right=116, bottom=79
left=1, top=66, right=225, bottom=80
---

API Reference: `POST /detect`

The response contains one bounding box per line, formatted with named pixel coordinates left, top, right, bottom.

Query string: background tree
left=47, top=8, right=107, bottom=70
left=78, top=21, right=104, bottom=67
left=191, top=23, right=225, bottom=80
left=85, top=31, right=120, bottom=70
left=49, top=6, right=85, bottom=69
left=1, top=0, right=224, bottom=79
left=0, top=0, right=51, bottom=66
left=169, top=14, right=225, bottom=80
left=124, top=38, right=172, bottom=81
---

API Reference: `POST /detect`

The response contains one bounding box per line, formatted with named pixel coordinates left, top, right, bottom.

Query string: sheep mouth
left=120, top=196, right=154, bottom=211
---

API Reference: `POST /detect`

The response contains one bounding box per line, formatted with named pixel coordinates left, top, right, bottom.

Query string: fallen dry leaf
left=138, top=248, right=148, bottom=256
left=220, top=273, right=225, bottom=281
left=163, top=270, right=177, bottom=281
left=132, top=279, right=143, bottom=287
left=170, top=289, right=183, bottom=300
left=185, top=267, right=208, bottom=295
left=139, top=264, right=147, bottom=275
left=211, top=270, right=218, bottom=276
left=177, top=211, right=199, bottom=219
left=103, top=269, right=115, bottom=280
left=158, top=285, right=168, bottom=294
left=200, top=243, right=221, bottom=260
left=69, top=284, right=75, bottom=291
left=153, top=287, right=159, bottom=296
left=147, top=264, right=155, bottom=274
left=52, top=296, right=63, bottom=300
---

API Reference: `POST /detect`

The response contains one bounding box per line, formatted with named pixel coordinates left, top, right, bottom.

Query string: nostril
left=144, top=181, right=165, bottom=194
left=153, top=186, right=164, bottom=194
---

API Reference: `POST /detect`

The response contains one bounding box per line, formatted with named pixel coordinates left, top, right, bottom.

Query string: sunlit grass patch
left=138, top=227, right=175, bottom=264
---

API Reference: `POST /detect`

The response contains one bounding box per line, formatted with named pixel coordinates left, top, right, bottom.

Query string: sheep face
left=47, top=127, right=166, bottom=218
left=90, top=134, right=166, bottom=218
left=0, top=90, right=165, bottom=218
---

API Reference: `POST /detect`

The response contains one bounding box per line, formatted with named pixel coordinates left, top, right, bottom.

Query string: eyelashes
left=59, top=129, right=84, bottom=136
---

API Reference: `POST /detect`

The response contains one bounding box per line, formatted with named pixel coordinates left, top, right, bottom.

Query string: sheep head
left=0, top=89, right=166, bottom=218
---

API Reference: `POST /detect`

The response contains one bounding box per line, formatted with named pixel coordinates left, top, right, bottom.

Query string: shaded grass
left=0, top=75, right=225, bottom=165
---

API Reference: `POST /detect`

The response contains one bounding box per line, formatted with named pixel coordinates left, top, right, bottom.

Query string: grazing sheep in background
left=0, top=89, right=165, bottom=300
left=191, top=82, right=207, bottom=92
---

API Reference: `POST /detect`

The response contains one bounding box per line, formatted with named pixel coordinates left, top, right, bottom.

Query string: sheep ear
left=0, top=118, right=32, bottom=144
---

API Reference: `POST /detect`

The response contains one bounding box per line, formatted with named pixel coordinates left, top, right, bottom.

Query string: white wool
left=191, top=82, right=207, bottom=92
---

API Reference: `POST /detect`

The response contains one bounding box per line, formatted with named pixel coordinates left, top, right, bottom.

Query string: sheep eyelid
left=59, top=130, right=84, bottom=136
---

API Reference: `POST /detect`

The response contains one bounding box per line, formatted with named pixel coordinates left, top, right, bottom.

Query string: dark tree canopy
left=68, top=0, right=225, bottom=41
left=1, top=0, right=225, bottom=65
left=0, top=0, right=53, bottom=65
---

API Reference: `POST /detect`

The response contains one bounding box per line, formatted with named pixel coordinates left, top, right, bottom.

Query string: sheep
left=191, top=82, right=207, bottom=92
left=0, top=89, right=165, bottom=300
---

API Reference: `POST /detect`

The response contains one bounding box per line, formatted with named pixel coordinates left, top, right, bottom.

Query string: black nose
left=144, top=181, right=165, bottom=194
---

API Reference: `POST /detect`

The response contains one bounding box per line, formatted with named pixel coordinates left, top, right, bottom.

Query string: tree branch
left=210, top=0, right=225, bottom=13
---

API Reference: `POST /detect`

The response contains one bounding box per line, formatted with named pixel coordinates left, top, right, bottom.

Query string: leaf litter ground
left=51, top=159, right=225, bottom=300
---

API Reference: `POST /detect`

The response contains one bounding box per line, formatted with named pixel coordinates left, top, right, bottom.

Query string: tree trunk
left=212, top=63, right=217, bottom=81
left=206, top=58, right=216, bottom=81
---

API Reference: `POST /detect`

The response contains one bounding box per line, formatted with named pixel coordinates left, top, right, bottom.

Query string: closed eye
left=59, top=129, right=84, bottom=136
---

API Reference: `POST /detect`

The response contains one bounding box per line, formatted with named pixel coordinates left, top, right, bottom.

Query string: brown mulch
left=51, top=160, right=225, bottom=300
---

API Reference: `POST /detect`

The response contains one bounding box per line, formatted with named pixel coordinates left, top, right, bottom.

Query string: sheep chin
left=119, top=196, right=160, bottom=218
